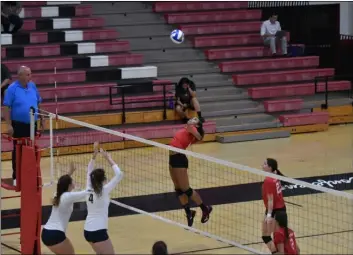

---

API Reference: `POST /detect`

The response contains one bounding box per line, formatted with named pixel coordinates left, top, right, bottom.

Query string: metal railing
left=340, top=34, right=353, bottom=40
left=314, top=75, right=353, bottom=109
left=248, top=1, right=309, bottom=8
left=109, top=82, right=175, bottom=124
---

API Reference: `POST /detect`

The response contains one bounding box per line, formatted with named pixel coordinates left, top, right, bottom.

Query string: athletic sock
left=199, top=203, right=208, bottom=212
left=183, top=205, right=191, bottom=215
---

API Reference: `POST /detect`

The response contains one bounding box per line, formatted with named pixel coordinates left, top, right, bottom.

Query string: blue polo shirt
left=3, top=80, right=42, bottom=124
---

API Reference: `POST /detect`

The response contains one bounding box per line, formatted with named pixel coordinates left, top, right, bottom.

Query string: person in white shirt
left=84, top=146, right=124, bottom=254
left=260, top=14, right=288, bottom=56
left=41, top=157, right=93, bottom=254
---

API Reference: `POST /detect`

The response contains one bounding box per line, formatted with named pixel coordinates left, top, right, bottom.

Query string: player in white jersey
left=41, top=142, right=100, bottom=254
left=84, top=147, right=124, bottom=254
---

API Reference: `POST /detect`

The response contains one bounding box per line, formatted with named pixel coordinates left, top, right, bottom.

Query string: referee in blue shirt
left=3, top=66, right=44, bottom=185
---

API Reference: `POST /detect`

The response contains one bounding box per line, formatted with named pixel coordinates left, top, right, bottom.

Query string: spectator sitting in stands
left=1, top=63, right=12, bottom=104
left=175, top=77, right=204, bottom=123
left=1, top=1, right=23, bottom=34
left=260, top=14, right=287, bottom=57
left=152, top=241, right=168, bottom=255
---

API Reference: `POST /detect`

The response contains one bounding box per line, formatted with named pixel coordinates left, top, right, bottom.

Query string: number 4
left=88, top=194, right=94, bottom=203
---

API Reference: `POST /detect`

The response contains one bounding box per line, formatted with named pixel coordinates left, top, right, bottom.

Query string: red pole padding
left=20, top=144, right=42, bottom=255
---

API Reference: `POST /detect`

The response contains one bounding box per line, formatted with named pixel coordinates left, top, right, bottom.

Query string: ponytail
left=90, top=168, right=106, bottom=197
left=52, top=174, right=72, bottom=207
left=275, top=169, right=285, bottom=177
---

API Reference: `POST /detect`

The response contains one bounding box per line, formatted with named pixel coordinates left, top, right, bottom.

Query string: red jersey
left=274, top=227, right=298, bottom=254
left=262, top=177, right=285, bottom=210
left=170, top=126, right=197, bottom=149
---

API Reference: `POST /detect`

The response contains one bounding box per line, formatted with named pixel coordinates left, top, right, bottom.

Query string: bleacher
left=0, top=1, right=218, bottom=159
left=154, top=2, right=352, bottom=133
left=1, top=1, right=352, bottom=158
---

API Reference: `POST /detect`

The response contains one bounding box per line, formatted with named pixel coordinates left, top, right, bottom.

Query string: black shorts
left=169, top=153, right=188, bottom=168
left=265, top=207, right=286, bottom=218
left=41, top=228, right=66, bottom=247
left=84, top=229, right=109, bottom=243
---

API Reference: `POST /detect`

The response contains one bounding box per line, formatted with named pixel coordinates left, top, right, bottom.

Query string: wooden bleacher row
left=0, top=109, right=197, bottom=132
left=1, top=105, right=352, bottom=161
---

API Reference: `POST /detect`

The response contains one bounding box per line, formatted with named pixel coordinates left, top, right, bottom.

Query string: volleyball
left=170, top=29, right=184, bottom=44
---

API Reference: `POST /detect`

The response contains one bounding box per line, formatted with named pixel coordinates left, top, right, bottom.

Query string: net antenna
left=47, top=111, right=353, bottom=254
left=31, top=109, right=55, bottom=187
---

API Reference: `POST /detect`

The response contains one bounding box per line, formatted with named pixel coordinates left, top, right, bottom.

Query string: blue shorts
left=41, top=228, right=66, bottom=246
left=84, top=229, right=109, bottom=243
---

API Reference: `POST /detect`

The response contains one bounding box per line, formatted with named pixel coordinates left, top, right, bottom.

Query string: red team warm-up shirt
left=274, top=227, right=299, bottom=254
left=262, top=177, right=285, bottom=210
left=170, top=126, right=198, bottom=149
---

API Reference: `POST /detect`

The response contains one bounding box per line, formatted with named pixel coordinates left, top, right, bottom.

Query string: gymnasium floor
left=2, top=124, right=353, bottom=254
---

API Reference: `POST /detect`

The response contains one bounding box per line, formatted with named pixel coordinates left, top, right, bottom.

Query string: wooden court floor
left=2, top=124, right=353, bottom=254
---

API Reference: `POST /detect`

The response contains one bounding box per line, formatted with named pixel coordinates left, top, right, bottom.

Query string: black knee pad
left=175, top=188, right=183, bottom=197
left=184, top=188, right=193, bottom=197
left=262, top=236, right=272, bottom=244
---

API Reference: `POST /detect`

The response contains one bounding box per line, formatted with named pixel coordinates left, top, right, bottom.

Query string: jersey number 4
left=88, top=194, right=94, bottom=203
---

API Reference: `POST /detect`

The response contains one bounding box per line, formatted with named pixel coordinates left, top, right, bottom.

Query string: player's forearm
left=1, top=79, right=10, bottom=88
left=105, top=155, right=116, bottom=167
left=267, top=194, right=274, bottom=214
left=188, top=88, right=196, bottom=97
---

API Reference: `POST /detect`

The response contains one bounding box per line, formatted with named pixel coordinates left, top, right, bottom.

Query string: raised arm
left=86, top=142, right=99, bottom=190
left=101, top=149, right=124, bottom=194
left=60, top=190, right=89, bottom=205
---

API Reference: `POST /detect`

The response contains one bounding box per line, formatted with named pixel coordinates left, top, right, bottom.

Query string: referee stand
left=1, top=109, right=42, bottom=254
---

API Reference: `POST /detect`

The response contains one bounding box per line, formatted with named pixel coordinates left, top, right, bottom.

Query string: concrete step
left=133, top=48, right=206, bottom=63
left=199, top=92, right=248, bottom=103
left=212, top=114, right=277, bottom=126
left=90, top=2, right=153, bottom=14
left=216, top=121, right=281, bottom=133
left=303, top=97, right=353, bottom=109
left=197, top=86, right=245, bottom=97
left=157, top=61, right=219, bottom=76
left=203, top=105, right=264, bottom=118
left=101, top=12, right=164, bottom=26
left=159, top=73, right=231, bottom=84
left=202, top=99, right=259, bottom=111
left=216, top=130, right=290, bottom=143
left=112, top=24, right=172, bottom=38
left=126, top=36, right=193, bottom=50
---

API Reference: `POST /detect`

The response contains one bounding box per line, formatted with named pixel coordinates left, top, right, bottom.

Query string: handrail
left=248, top=1, right=309, bottom=8
left=314, top=75, right=353, bottom=109
left=109, top=82, right=175, bottom=124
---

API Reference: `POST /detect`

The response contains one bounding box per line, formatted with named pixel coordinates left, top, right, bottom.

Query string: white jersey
left=84, top=159, right=123, bottom=231
left=44, top=190, right=88, bottom=232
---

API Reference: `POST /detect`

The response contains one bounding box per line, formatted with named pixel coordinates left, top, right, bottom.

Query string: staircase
left=90, top=1, right=352, bottom=139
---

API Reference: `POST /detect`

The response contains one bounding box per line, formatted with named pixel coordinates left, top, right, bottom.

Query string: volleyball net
left=39, top=111, right=353, bottom=254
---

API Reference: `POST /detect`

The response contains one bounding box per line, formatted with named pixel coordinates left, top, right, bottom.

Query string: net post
left=29, top=108, right=35, bottom=143
left=49, top=113, right=54, bottom=184
left=20, top=143, right=42, bottom=254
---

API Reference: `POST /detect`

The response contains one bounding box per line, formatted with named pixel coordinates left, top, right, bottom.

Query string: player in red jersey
left=267, top=211, right=300, bottom=254
left=169, top=117, right=212, bottom=227
left=261, top=158, right=287, bottom=248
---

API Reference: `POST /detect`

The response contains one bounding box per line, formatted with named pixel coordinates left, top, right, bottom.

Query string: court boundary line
left=1, top=242, right=21, bottom=254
